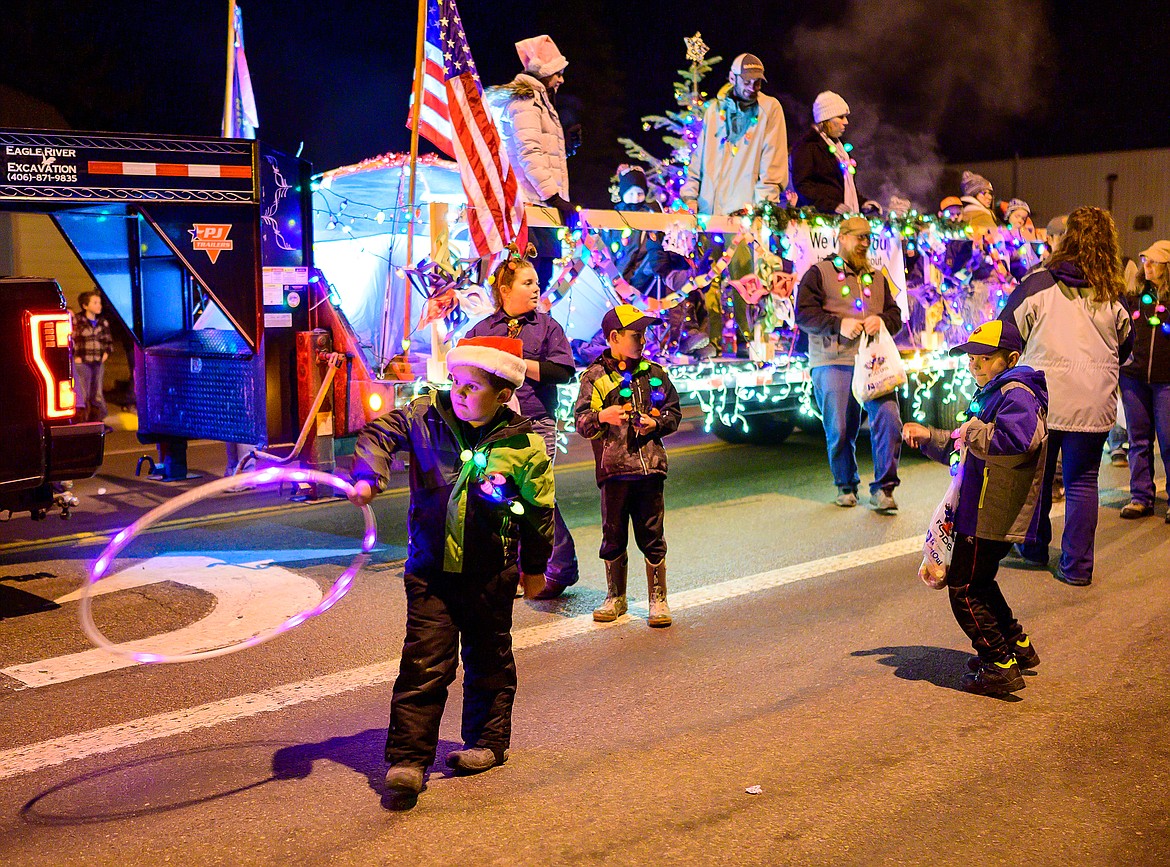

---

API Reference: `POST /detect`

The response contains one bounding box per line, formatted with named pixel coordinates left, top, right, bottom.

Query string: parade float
left=312, top=159, right=1049, bottom=444
left=310, top=32, right=1049, bottom=446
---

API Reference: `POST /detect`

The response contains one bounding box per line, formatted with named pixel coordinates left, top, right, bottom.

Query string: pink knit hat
left=516, top=35, right=568, bottom=78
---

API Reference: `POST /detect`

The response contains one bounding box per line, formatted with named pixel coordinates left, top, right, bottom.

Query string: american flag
left=222, top=3, right=259, bottom=139
left=406, top=0, right=526, bottom=256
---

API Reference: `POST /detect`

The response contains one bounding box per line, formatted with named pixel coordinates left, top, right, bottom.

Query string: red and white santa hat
left=446, top=336, right=527, bottom=387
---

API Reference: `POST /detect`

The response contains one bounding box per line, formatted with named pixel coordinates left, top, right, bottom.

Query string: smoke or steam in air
left=787, top=0, right=1055, bottom=209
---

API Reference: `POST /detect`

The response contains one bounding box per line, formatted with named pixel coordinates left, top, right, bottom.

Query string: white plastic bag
left=919, top=461, right=962, bottom=589
left=852, top=323, right=907, bottom=404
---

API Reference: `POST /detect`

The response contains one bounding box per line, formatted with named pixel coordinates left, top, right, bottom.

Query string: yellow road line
left=0, top=441, right=740, bottom=555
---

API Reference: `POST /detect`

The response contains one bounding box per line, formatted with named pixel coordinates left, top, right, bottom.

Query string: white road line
left=3, top=557, right=323, bottom=688
left=0, top=534, right=928, bottom=781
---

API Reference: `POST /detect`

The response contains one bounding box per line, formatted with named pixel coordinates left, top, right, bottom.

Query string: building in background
left=945, top=147, right=1170, bottom=256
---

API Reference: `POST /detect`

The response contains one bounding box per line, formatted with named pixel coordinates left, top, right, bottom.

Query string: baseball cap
left=729, top=53, right=766, bottom=81
left=601, top=304, right=659, bottom=335
left=1140, top=240, right=1170, bottom=264
left=949, top=319, right=1024, bottom=356
left=838, top=216, right=872, bottom=236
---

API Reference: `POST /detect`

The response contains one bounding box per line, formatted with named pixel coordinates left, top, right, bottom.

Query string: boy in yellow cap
left=574, top=305, right=682, bottom=627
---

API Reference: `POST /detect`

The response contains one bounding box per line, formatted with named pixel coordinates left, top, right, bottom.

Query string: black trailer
left=0, top=127, right=315, bottom=483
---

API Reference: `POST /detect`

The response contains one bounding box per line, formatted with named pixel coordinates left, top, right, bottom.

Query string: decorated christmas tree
left=614, top=33, right=720, bottom=206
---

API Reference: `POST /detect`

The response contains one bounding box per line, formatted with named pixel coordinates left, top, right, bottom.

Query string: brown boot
left=592, top=553, right=628, bottom=622
left=646, top=559, right=672, bottom=628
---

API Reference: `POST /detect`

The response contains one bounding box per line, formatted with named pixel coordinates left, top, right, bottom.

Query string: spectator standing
left=1118, top=240, right=1170, bottom=522
left=791, top=91, right=863, bottom=215
left=999, top=207, right=1133, bottom=585
left=72, top=291, right=114, bottom=423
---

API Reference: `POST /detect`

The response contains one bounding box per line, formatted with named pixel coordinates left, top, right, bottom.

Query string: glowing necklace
left=830, top=253, right=875, bottom=313
left=819, top=131, right=857, bottom=177
left=720, top=105, right=760, bottom=157
left=616, top=359, right=667, bottom=419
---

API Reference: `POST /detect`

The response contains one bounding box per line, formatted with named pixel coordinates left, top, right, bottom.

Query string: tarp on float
left=313, top=153, right=618, bottom=374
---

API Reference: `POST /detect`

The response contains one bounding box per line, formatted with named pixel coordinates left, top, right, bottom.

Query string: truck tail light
left=27, top=313, right=76, bottom=419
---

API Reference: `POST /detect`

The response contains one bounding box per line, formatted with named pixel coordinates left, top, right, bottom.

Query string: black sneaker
left=1054, top=567, right=1091, bottom=587
left=962, top=659, right=1025, bottom=696
left=1009, top=635, right=1040, bottom=669
left=967, top=636, right=1040, bottom=672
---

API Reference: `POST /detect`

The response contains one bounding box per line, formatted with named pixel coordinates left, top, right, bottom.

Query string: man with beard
left=681, top=53, right=788, bottom=215
left=795, top=216, right=904, bottom=512
left=681, top=53, right=788, bottom=355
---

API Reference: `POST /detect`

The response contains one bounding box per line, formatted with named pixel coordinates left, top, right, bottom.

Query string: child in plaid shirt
left=72, top=291, right=114, bottom=422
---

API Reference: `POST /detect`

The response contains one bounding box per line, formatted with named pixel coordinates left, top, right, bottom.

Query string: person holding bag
left=852, top=321, right=907, bottom=405
left=796, top=216, right=904, bottom=512
left=902, top=319, right=1048, bottom=697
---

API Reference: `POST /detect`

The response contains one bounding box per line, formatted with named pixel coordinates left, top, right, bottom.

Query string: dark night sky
left=2, top=0, right=1168, bottom=206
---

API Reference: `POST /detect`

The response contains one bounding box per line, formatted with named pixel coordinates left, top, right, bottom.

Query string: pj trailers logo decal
left=190, top=224, right=234, bottom=263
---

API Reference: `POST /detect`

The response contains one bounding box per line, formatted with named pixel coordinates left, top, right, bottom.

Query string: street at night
left=5, top=1, right=1170, bottom=864
left=2, top=418, right=1167, bottom=865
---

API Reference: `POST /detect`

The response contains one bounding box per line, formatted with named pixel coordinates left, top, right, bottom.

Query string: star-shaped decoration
left=684, top=31, right=709, bottom=64
left=439, top=16, right=448, bottom=26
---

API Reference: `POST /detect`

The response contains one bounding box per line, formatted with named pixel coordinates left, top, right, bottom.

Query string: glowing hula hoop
left=80, top=468, right=377, bottom=664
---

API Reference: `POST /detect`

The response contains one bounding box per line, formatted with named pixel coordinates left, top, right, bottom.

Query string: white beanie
left=812, top=91, right=850, bottom=124
left=446, top=336, right=527, bottom=388
left=515, top=35, right=568, bottom=79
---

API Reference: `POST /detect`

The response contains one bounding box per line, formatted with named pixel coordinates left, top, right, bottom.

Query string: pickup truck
left=1, top=277, right=106, bottom=520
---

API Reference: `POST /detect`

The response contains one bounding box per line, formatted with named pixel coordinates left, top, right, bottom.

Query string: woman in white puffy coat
left=487, top=35, right=572, bottom=289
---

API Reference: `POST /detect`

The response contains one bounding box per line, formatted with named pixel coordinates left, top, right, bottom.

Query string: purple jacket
left=919, top=365, right=1048, bottom=544
left=466, top=310, right=575, bottom=420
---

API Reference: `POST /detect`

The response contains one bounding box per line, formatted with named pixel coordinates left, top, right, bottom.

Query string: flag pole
left=221, top=0, right=239, bottom=137
left=402, top=0, right=427, bottom=364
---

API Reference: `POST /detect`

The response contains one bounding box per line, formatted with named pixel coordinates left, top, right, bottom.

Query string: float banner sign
left=0, top=129, right=256, bottom=203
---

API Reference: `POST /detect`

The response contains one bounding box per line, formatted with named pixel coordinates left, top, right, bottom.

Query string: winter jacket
left=574, top=351, right=682, bottom=485
left=919, top=365, right=1048, bottom=544
left=1000, top=261, right=1134, bottom=432
left=1120, top=280, right=1170, bottom=384
left=960, top=197, right=997, bottom=231
left=791, top=126, right=862, bottom=214
left=795, top=259, right=903, bottom=367
left=680, top=84, right=788, bottom=215
left=486, top=74, right=568, bottom=203
left=352, top=390, right=555, bottom=577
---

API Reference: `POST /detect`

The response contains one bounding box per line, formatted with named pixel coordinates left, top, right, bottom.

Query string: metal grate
left=140, top=332, right=264, bottom=443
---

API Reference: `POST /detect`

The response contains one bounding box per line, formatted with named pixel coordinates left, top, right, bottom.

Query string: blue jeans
left=72, top=359, right=106, bottom=420
left=529, top=416, right=579, bottom=584
left=810, top=364, right=902, bottom=494
left=1119, top=375, right=1170, bottom=508
left=1020, top=429, right=1109, bottom=582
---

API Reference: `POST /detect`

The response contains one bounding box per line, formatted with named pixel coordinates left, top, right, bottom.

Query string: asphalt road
left=1, top=419, right=1167, bottom=865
